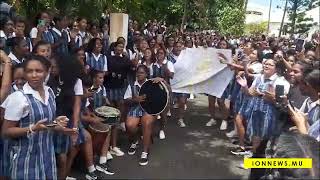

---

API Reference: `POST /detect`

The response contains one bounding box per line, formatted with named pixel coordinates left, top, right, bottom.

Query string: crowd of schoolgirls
left=0, top=6, right=319, bottom=180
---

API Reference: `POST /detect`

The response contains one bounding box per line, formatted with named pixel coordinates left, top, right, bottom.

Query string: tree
left=217, top=5, right=245, bottom=36
left=245, top=22, right=268, bottom=35
left=287, top=0, right=315, bottom=35
left=9, top=0, right=246, bottom=35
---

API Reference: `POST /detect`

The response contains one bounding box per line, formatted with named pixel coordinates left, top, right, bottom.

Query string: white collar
left=0, top=30, right=7, bottom=39
left=95, top=85, right=103, bottom=93
left=111, top=51, right=123, bottom=57
left=154, top=59, right=168, bottom=68
left=8, top=52, right=23, bottom=64
left=263, top=73, right=278, bottom=81
left=12, top=84, right=19, bottom=91
left=51, top=27, right=62, bottom=36
left=134, top=80, right=147, bottom=87
left=91, top=53, right=102, bottom=61
left=79, top=31, right=86, bottom=37
left=23, top=82, right=50, bottom=105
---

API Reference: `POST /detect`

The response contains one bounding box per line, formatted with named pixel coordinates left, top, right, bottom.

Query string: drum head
left=89, top=122, right=110, bottom=133
left=95, top=106, right=120, bottom=118
left=139, top=80, right=169, bottom=115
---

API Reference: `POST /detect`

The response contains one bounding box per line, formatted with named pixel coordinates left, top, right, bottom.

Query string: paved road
left=71, top=95, right=250, bottom=179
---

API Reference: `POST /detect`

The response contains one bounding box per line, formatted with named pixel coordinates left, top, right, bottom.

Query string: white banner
left=171, top=48, right=234, bottom=98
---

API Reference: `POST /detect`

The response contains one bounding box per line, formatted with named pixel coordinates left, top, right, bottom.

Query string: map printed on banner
left=171, top=48, right=234, bottom=98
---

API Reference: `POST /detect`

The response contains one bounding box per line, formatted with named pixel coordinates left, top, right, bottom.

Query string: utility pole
left=267, top=0, right=273, bottom=35
left=279, top=0, right=288, bottom=37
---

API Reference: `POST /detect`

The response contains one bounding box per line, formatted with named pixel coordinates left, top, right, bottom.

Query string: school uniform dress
left=0, top=83, right=20, bottom=177
left=8, top=52, right=24, bottom=67
left=245, top=74, right=290, bottom=140
left=74, top=31, right=90, bottom=48
left=1, top=83, right=57, bottom=179
left=124, top=80, right=147, bottom=117
left=86, top=52, right=108, bottom=72
left=30, top=27, right=55, bottom=44
left=47, top=77, right=84, bottom=153
left=51, top=27, right=69, bottom=55
left=104, top=55, right=133, bottom=102
left=93, top=85, right=107, bottom=109
left=234, top=62, right=263, bottom=115
left=300, top=98, right=320, bottom=126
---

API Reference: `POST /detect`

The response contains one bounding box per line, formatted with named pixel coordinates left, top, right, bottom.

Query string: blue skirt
left=237, top=93, right=252, bottom=120
left=106, top=87, right=126, bottom=102
left=0, top=139, right=10, bottom=177
left=128, top=105, right=146, bottom=118
left=75, top=122, right=86, bottom=145
left=246, top=97, right=279, bottom=140
left=174, top=92, right=190, bottom=98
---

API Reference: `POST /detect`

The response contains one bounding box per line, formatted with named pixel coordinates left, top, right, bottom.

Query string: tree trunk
left=244, top=0, right=248, bottom=11
left=279, top=0, right=288, bottom=37
left=181, top=0, right=188, bottom=33
left=291, top=0, right=298, bottom=34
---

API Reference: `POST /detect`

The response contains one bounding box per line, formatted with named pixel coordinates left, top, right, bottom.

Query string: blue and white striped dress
left=246, top=75, right=280, bottom=140
left=127, top=84, right=146, bottom=117
left=86, top=53, right=108, bottom=72
left=93, top=86, right=106, bottom=109
left=50, top=28, right=69, bottom=55
left=42, top=30, right=55, bottom=44
left=0, top=83, right=22, bottom=177
left=9, top=89, right=57, bottom=179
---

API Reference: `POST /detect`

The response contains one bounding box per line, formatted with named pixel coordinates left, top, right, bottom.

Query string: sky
left=247, top=0, right=319, bottom=22
left=247, top=0, right=286, bottom=21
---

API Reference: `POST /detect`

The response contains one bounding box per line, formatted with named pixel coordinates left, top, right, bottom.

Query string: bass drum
left=139, top=80, right=170, bottom=115
left=88, top=122, right=110, bottom=155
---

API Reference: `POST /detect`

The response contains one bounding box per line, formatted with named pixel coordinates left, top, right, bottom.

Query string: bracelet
left=29, top=124, right=35, bottom=133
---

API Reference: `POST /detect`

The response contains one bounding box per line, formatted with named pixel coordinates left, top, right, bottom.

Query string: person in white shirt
left=30, top=11, right=54, bottom=45
left=124, top=64, right=164, bottom=166
left=7, top=37, right=29, bottom=66
left=1, top=55, right=74, bottom=180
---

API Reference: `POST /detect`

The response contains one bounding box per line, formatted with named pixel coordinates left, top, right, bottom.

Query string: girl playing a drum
left=124, top=64, right=164, bottom=166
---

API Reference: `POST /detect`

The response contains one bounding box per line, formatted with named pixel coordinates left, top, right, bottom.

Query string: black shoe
left=96, top=163, right=115, bottom=175
left=85, top=170, right=98, bottom=180
left=231, top=146, right=249, bottom=155
left=139, top=152, right=149, bottom=166
left=128, top=142, right=138, bottom=155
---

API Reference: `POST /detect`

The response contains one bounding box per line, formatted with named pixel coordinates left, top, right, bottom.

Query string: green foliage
left=217, top=6, right=245, bottom=36
left=10, top=0, right=246, bottom=35
left=244, top=22, right=268, bottom=35
left=287, top=0, right=317, bottom=34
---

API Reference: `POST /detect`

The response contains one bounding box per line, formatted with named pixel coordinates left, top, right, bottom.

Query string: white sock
left=99, top=156, right=107, bottom=164
left=88, top=165, right=96, bottom=173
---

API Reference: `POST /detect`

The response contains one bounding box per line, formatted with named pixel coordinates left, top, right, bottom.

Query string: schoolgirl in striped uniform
left=30, top=11, right=55, bottom=45
left=140, top=48, right=155, bottom=70
left=86, top=70, right=115, bottom=175
left=50, top=15, right=70, bottom=56
left=150, top=47, right=174, bottom=138
left=0, top=56, right=25, bottom=178
left=7, top=37, right=29, bottom=66
left=74, top=17, right=91, bottom=48
left=105, top=41, right=133, bottom=157
left=238, top=59, right=290, bottom=154
left=228, top=47, right=264, bottom=155
left=85, top=38, right=108, bottom=72
left=46, top=55, right=84, bottom=179
left=14, top=16, right=33, bottom=52
left=1, top=55, right=73, bottom=180
left=124, top=64, right=165, bottom=166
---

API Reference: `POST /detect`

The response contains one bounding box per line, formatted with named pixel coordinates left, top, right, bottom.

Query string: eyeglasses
left=264, top=63, right=275, bottom=67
